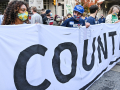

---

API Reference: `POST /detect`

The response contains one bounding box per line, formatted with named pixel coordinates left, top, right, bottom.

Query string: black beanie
left=46, top=10, right=51, bottom=14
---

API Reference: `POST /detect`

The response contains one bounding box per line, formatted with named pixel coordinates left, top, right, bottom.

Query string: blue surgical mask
left=50, top=13, right=52, bottom=16
left=73, top=15, right=80, bottom=21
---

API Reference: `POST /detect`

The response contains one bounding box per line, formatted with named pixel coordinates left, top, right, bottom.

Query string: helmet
left=73, top=5, right=84, bottom=14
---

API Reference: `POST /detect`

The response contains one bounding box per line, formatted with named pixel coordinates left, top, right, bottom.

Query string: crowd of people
left=0, top=1, right=120, bottom=27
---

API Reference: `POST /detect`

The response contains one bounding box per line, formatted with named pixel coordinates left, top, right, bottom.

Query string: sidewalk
left=88, top=62, right=120, bottom=90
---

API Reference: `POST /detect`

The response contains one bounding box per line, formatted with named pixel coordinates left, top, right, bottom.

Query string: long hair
left=108, top=5, right=120, bottom=15
left=2, top=1, right=29, bottom=25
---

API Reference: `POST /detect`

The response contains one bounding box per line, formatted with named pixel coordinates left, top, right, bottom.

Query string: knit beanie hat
left=46, top=10, right=51, bottom=14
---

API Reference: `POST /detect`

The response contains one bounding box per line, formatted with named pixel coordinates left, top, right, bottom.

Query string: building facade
left=0, top=0, right=76, bottom=17
left=1, top=0, right=118, bottom=18
left=0, top=0, right=9, bottom=14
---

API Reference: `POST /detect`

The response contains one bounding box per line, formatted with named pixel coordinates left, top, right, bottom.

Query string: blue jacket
left=99, top=17, right=105, bottom=23
left=61, top=17, right=85, bottom=28
left=86, top=16, right=99, bottom=25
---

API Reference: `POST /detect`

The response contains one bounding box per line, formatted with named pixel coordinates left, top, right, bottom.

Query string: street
left=88, top=62, right=120, bottom=90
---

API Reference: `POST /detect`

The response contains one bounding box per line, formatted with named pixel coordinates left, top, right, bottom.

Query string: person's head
left=63, top=16, right=67, bottom=21
left=46, top=9, right=52, bottom=16
left=54, top=15, right=62, bottom=22
left=2, top=1, right=29, bottom=25
left=89, top=5, right=98, bottom=15
left=108, top=5, right=120, bottom=15
left=85, top=14, right=88, bottom=17
left=82, top=12, right=86, bottom=17
left=67, top=13, right=72, bottom=18
left=31, top=6, right=37, bottom=13
left=73, top=5, right=84, bottom=21
left=41, top=9, right=46, bottom=14
left=101, top=14, right=104, bottom=18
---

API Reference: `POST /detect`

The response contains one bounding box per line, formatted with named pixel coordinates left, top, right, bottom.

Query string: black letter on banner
left=82, top=38, right=96, bottom=71
left=14, top=45, right=51, bottom=90
left=52, top=42, right=77, bottom=83
left=97, top=33, right=108, bottom=63
left=109, top=31, right=117, bottom=55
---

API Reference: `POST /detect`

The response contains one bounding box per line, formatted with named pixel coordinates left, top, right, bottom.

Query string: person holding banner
left=2, top=1, right=29, bottom=25
left=105, top=5, right=120, bottom=24
left=61, top=5, right=90, bottom=28
left=86, top=5, right=99, bottom=25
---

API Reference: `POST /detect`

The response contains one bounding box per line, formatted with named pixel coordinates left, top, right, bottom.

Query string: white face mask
left=56, top=18, right=61, bottom=21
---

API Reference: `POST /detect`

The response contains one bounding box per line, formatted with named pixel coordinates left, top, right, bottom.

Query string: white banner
left=0, top=23, right=120, bottom=90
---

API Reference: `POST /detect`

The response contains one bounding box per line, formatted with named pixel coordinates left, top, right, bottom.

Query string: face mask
left=50, top=13, right=52, bottom=16
left=113, top=12, right=118, bottom=16
left=56, top=18, right=61, bottom=21
left=73, top=15, right=80, bottom=21
left=18, top=11, right=28, bottom=21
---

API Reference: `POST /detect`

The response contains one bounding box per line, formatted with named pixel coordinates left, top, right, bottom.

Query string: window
left=24, top=0, right=29, bottom=4
left=44, top=0, right=49, bottom=9
left=0, top=1, right=8, bottom=14
left=24, top=0, right=29, bottom=2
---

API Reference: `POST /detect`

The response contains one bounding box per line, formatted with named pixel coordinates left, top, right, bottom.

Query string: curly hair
left=2, top=1, right=29, bottom=25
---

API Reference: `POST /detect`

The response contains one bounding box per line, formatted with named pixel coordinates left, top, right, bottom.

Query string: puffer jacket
left=105, top=14, right=112, bottom=23
left=105, top=14, right=118, bottom=23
